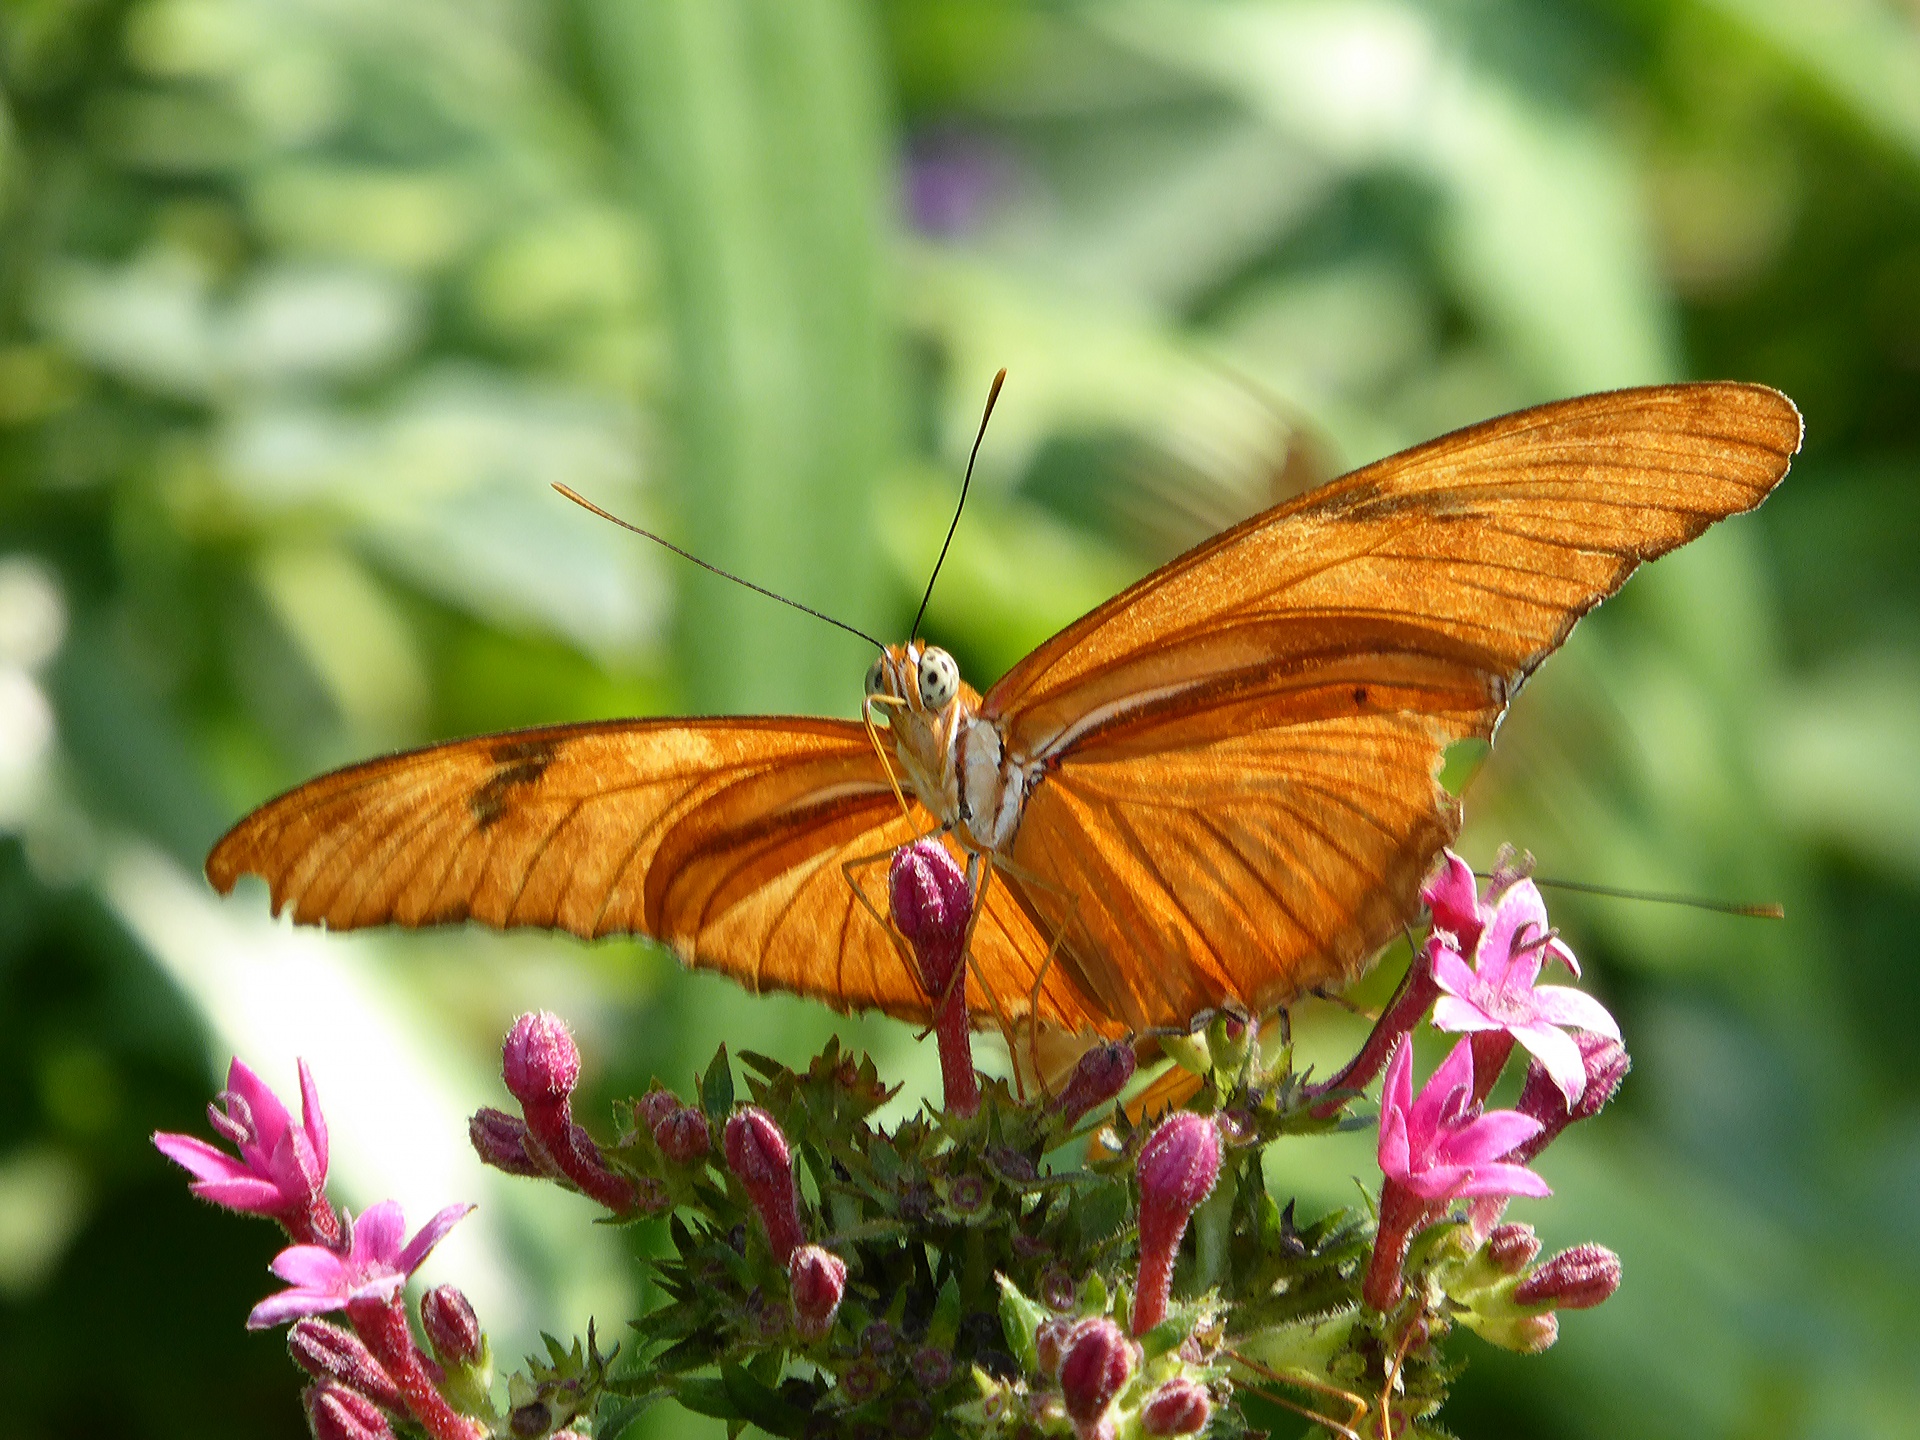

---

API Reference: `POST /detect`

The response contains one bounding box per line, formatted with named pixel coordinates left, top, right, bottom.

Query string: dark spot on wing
left=1352, top=686, right=1368, bottom=707
left=469, top=738, right=558, bottom=828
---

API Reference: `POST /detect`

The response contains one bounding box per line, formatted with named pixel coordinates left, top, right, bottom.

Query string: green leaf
left=702, top=1045, right=735, bottom=1120
left=996, top=1275, right=1047, bottom=1376
left=720, top=1361, right=809, bottom=1438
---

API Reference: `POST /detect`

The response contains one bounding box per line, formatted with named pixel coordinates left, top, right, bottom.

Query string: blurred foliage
left=0, top=0, right=1916, bottom=1435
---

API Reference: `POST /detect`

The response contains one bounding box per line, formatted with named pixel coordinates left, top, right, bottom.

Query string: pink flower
left=153, top=1057, right=337, bottom=1243
left=1377, top=1038, right=1551, bottom=1205
left=1365, top=1038, right=1550, bottom=1311
left=248, top=1200, right=472, bottom=1330
left=1427, top=863, right=1618, bottom=1105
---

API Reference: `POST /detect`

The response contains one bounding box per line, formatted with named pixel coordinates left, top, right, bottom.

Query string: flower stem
left=347, top=1297, right=483, bottom=1440
left=1310, top=947, right=1440, bottom=1118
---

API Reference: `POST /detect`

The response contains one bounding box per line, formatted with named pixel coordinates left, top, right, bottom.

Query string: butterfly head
left=865, top=640, right=963, bottom=720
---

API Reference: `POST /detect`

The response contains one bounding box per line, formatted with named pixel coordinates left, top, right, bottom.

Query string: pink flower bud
left=468, top=1108, right=544, bottom=1176
left=1051, top=1043, right=1137, bottom=1127
left=1142, top=1377, right=1212, bottom=1435
left=653, top=1106, right=711, bottom=1165
left=1514, top=1243, right=1621, bottom=1311
left=889, top=839, right=971, bottom=977
left=1058, top=1318, right=1134, bottom=1436
left=1034, top=1316, right=1074, bottom=1377
left=1484, top=1222, right=1541, bottom=1276
left=502, top=1012, right=580, bottom=1105
left=636, top=1086, right=680, bottom=1132
left=420, top=1285, right=483, bottom=1367
left=890, top=840, right=980, bottom=1118
left=1133, top=1112, right=1221, bottom=1335
left=788, top=1244, right=846, bottom=1341
left=724, top=1106, right=805, bottom=1262
left=1511, top=1036, right=1629, bottom=1164
left=304, top=1383, right=396, bottom=1440
left=287, top=1320, right=400, bottom=1411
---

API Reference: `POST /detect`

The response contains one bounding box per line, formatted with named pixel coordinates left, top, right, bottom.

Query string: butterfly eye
left=917, top=648, right=959, bottom=711
left=864, top=656, right=887, bottom=697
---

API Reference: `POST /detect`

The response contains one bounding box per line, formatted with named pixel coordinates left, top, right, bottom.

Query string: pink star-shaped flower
left=1425, top=855, right=1620, bottom=1104
left=247, top=1200, right=473, bottom=1331
left=153, top=1057, right=334, bottom=1238
left=1377, top=1037, right=1552, bottom=1206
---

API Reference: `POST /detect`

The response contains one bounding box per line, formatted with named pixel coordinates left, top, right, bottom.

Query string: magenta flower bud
left=1515, top=1243, right=1622, bottom=1311
left=653, top=1106, right=711, bottom=1165
left=1141, top=1377, right=1212, bottom=1435
left=1051, top=1042, right=1137, bottom=1127
left=468, top=1108, right=544, bottom=1177
left=502, top=1012, right=580, bottom=1106
left=724, top=1106, right=805, bottom=1262
left=1484, top=1222, right=1541, bottom=1276
left=1511, top=1035, right=1630, bottom=1165
left=1133, top=1112, right=1221, bottom=1335
left=1059, top=1318, right=1135, bottom=1436
left=1034, top=1316, right=1074, bottom=1377
left=420, top=1285, right=483, bottom=1367
left=304, top=1383, right=396, bottom=1440
left=637, top=1086, right=680, bottom=1132
left=788, top=1244, right=846, bottom=1341
left=889, top=840, right=981, bottom=1118
left=288, top=1320, right=401, bottom=1411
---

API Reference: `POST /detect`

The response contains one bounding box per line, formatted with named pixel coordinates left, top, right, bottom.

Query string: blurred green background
left=2, top=0, right=1917, bottom=1435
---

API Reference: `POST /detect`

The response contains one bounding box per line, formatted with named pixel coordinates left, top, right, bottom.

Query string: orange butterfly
left=207, top=383, right=1800, bottom=1042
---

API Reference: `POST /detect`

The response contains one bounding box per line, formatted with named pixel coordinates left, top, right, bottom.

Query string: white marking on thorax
left=955, top=716, right=1029, bottom=852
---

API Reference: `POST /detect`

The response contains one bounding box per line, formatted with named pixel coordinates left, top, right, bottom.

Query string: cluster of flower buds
left=160, top=841, right=1637, bottom=1438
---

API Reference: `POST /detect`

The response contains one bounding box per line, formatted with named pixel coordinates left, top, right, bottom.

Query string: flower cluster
left=159, top=845, right=1628, bottom=1437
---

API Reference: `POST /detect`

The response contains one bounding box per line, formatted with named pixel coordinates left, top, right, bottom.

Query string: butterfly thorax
left=867, top=641, right=1027, bottom=854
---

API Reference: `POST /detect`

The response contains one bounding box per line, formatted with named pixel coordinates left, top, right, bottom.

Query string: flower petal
left=1528, top=986, right=1621, bottom=1040
left=1438, top=1111, right=1543, bottom=1167
left=346, top=1271, right=409, bottom=1307
left=1510, top=1023, right=1588, bottom=1105
left=270, top=1244, right=348, bottom=1289
left=189, top=1177, right=290, bottom=1212
left=352, top=1200, right=408, bottom=1268
left=224, top=1057, right=294, bottom=1152
left=1429, top=949, right=1480, bottom=1000
left=1430, top=996, right=1501, bottom=1035
left=297, top=1059, right=329, bottom=1178
left=1422, top=852, right=1485, bottom=952
left=152, top=1131, right=253, bottom=1184
left=1398, top=1164, right=1474, bottom=1202
left=1378, top=1106, right=1411, bottom=1182
left=396, top=1203, right=475, bottom=1277
left=1407, top=1039, right=1476, bottom=1151
left=1479, top=884, right=1551, bottom=989
left=1450, top=1162, right=1552, bottom=1200
left=247, top=1287, right=342, bottom=1330
left=1545, top=935, right=1581, bottom=979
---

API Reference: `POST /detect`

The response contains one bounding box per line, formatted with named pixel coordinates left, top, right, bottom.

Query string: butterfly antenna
left=1477, top=872, right=1785, bottom=920
left=913, top=367, right=1006, bottom=641
left=553, top=484, right=884, bottom=652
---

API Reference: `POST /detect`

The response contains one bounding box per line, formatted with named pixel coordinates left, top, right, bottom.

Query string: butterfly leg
left=980, top=851, right=1089, bottom=1098
left=1223, top=1345, right=1368, bottom=1440
left=962, top=855, right=1030, bottom=1101
left=861, top=695, right=916, bottom=826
